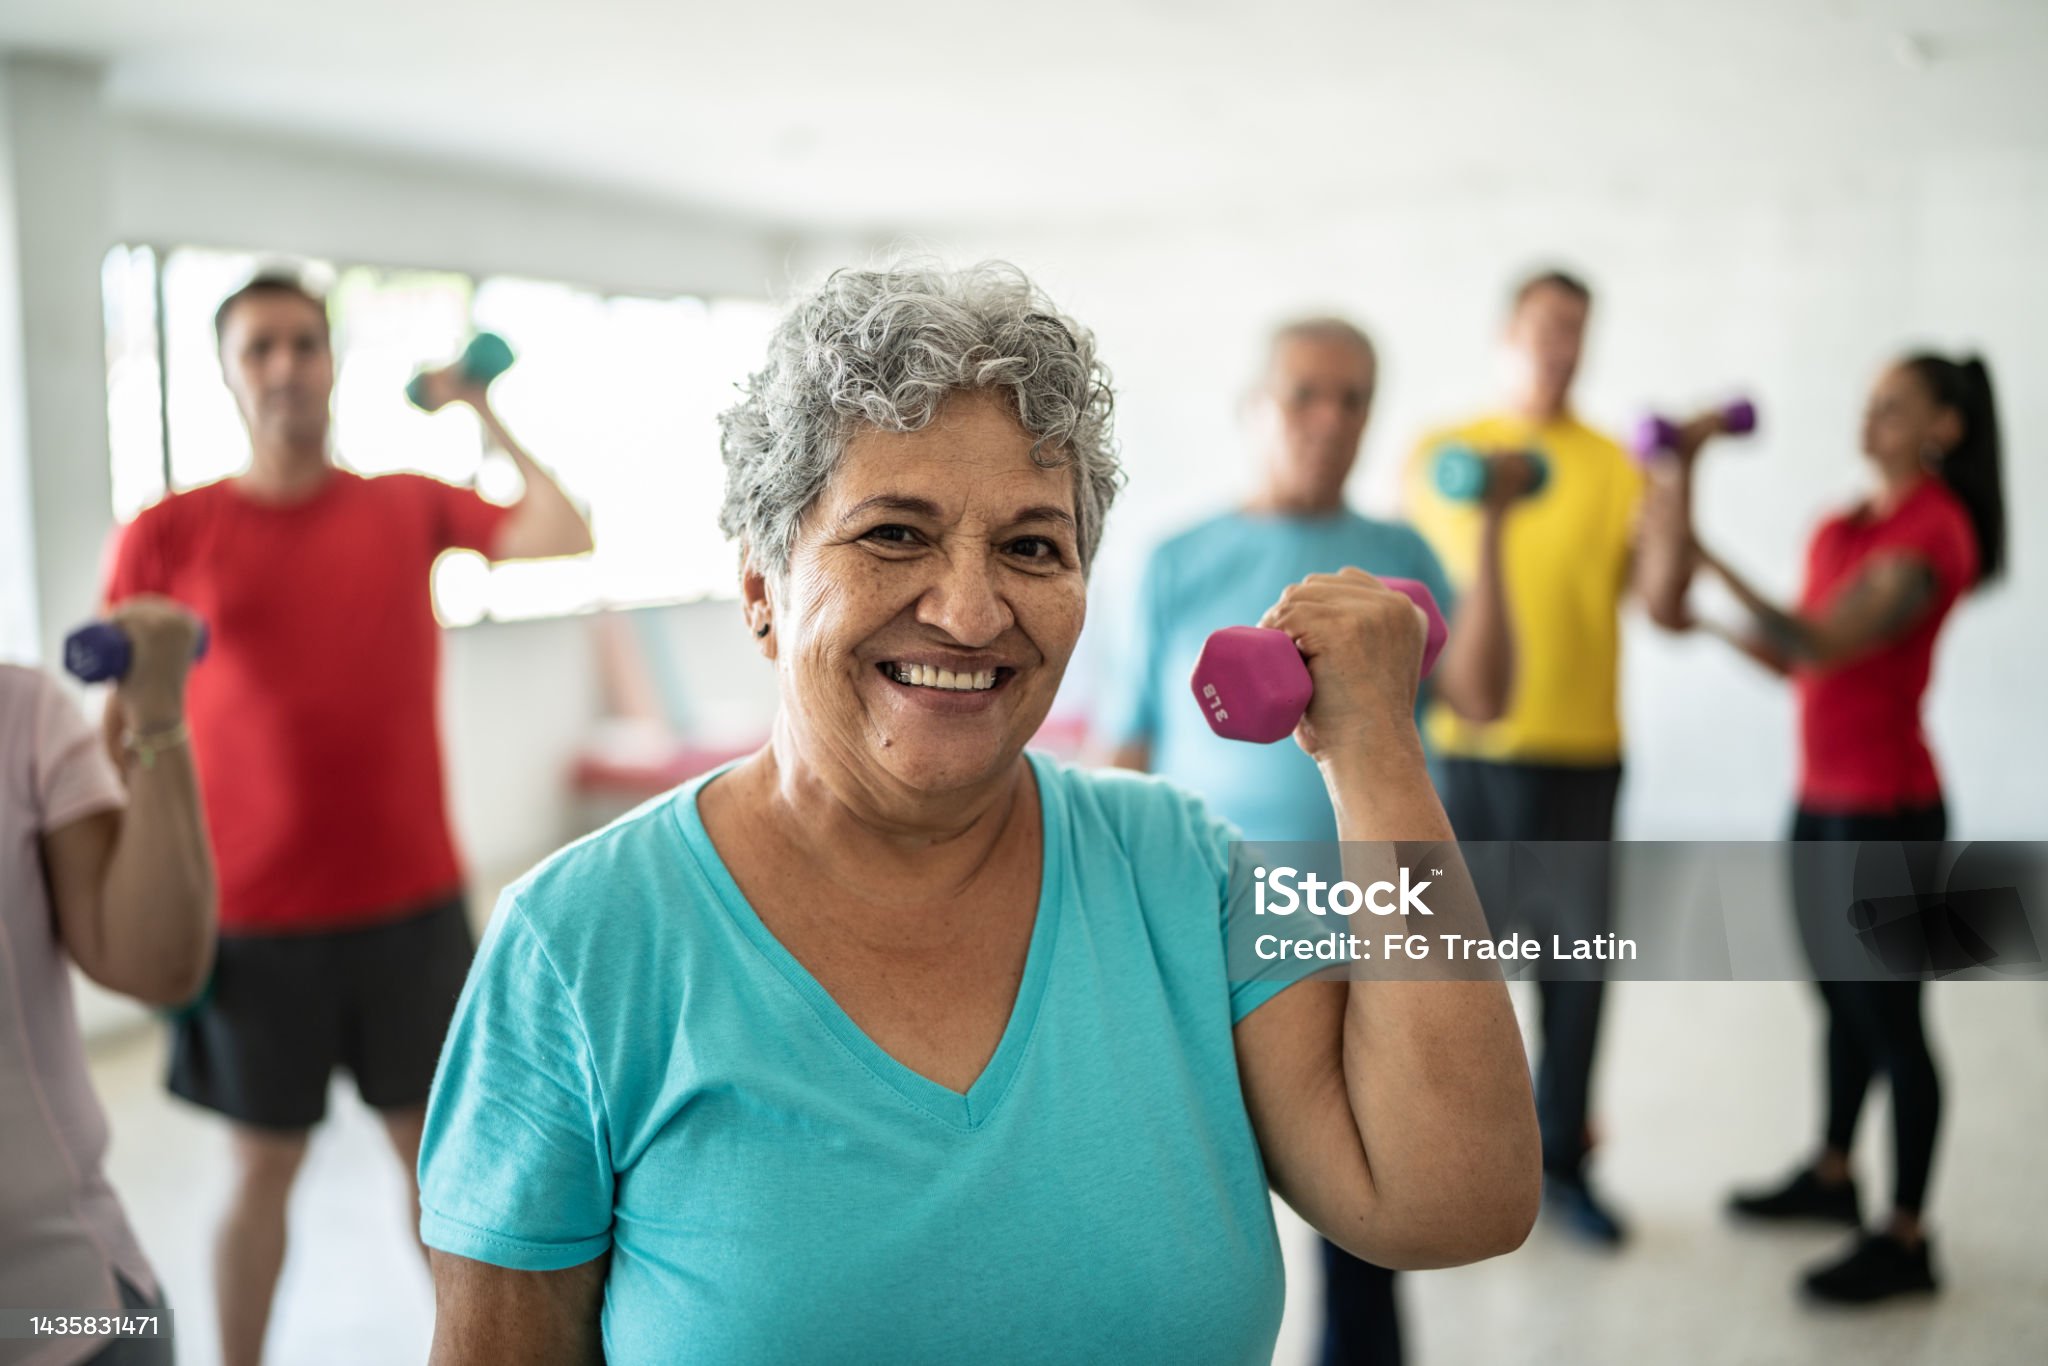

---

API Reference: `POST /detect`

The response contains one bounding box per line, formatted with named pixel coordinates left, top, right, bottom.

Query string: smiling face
left=1861, top=362, right=1963, bottom=482
left=754, top=389, right=1087, bottom=800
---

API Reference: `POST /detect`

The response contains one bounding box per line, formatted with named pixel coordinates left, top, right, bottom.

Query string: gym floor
left=88, top=909, right=2048, bottom=1366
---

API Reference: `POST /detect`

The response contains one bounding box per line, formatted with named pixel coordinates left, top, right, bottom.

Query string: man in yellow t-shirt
left=1404, top=269, right=1689, bottom=1249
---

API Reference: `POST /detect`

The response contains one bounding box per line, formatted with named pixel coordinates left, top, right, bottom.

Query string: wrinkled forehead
left=815, top=395, right=1078, bottom=530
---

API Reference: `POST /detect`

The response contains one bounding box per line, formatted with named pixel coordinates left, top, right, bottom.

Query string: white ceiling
left=3, top=0, right=2045, bottom=232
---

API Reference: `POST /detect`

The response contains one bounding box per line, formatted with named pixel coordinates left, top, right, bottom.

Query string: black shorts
left=167, top=894, right=475, bottom=1131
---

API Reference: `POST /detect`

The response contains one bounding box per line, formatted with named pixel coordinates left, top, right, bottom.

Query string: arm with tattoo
left=1694, top=541, right=1938, bottom=671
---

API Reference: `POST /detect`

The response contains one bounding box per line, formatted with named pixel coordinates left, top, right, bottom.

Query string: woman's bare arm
left=1697, top=543, right=1938, bottom=670
left=428, top=1251, right=608, bottom=1366
left=48, top=597, right=214, bottom=1005
left=1697, top=619, right=1794, bottom=678
left=1231, top=774, right=1540, bottom=1269
left=1230, top=570, right=1540, bottom=1269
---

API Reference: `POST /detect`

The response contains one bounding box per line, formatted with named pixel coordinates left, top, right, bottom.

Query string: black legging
left=1790, top=802, right=1946, bottom=1215
left=1318, top=1238, right=1401, bottom=1366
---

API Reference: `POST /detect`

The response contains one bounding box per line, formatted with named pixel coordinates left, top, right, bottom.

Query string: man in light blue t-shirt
left=1093, top=316, right=1515, bottom=1366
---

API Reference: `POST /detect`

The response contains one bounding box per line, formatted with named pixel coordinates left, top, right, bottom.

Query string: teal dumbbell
left=1433, top=444, right=1549, bottom=503
left=406, top=332, right=515, bottom=411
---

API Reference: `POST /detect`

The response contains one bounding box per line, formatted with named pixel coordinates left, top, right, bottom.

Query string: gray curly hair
left=717, top=261, right=1121, bottom=579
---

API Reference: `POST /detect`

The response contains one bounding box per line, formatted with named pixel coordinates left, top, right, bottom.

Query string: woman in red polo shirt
left=1687, top=353, right=2003, bottom=1305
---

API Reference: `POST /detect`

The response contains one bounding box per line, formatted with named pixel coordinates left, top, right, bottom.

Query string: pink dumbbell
left=1189, top=577, right=1448, bottom=744
left=1631, top=398, right=1757, bottom=463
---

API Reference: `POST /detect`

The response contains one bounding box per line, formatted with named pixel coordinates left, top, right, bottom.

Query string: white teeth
left=889, top=664, right=999, bottom=691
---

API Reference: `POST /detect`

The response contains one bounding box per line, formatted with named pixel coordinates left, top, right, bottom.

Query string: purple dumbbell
left=63, top=620, right=210, bottom=684
left=1189, top=578, right=1448, bottom=744
left=1631, top=398, right=1758, bottom=463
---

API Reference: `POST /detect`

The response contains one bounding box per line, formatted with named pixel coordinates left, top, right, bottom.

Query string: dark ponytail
left=1905, top=353, right=2005, bottom=586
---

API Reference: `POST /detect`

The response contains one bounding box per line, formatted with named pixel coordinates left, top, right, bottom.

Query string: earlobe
left=738, top=550, right=776, bottom=657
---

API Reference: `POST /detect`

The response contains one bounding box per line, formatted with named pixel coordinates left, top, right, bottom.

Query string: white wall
left=2, top=57, right=116, bottom=672
left=108, top=117, right=798, bottom=302
left=0, top=63, right=39, bottom=659
left=943, top=154, right=2048, bottom=839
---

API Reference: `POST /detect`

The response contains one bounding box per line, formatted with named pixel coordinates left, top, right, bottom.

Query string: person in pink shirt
left=1, top=596, right=213, bottom=1364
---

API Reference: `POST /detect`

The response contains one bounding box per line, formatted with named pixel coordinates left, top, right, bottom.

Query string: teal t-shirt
left=418, top=753, right=1296, bottom=1365
left=1096, top=509, right=1456, bottom=842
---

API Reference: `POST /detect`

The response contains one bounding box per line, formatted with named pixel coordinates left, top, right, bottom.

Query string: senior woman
left=418, top=262, right=1540, bottom=1364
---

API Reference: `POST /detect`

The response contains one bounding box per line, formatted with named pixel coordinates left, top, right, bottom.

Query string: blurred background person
left=100, top=273, right=593, bottom=1366
left=1693, top=353, right=2004, bottom=1304
left=1093, top=314, right=1517, bottom=1366
left=1402, top=270, right=1695, bottom=1247
left=0, top=598, right=212, bottom=1366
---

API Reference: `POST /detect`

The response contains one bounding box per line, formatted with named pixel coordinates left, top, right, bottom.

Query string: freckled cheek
left=783, top=555, right=908, bottom=693
left=1017, top=579, right=1088, bottom=672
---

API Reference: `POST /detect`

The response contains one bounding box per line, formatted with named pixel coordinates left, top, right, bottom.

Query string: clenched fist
left=1256, top=567, right=1430, bottom=763
left=108, top=595, right=203, bottom=731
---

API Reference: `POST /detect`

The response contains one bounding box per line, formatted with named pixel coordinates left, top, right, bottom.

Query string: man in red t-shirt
left=103, top=273, right=592, bottom=1366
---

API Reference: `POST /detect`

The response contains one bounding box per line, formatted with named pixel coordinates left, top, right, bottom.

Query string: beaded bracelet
left=123, top=720, right=190, bottom=770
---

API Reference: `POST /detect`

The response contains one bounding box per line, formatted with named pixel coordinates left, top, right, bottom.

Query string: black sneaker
left=1802, top=1231, right=1939, bottom=1304
left=1544, top=1170, right=1628, bottom=1246
left=1728, top=1166, right=1861, bottom=1226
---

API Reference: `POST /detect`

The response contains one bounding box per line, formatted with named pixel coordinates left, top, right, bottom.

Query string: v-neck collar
left=672, top=752, right=1065, bottom=1131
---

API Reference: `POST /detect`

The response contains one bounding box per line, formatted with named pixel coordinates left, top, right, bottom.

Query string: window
left=101, top=244, right=166, bottom=520
left=101, top=244, right=778, bottom=622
